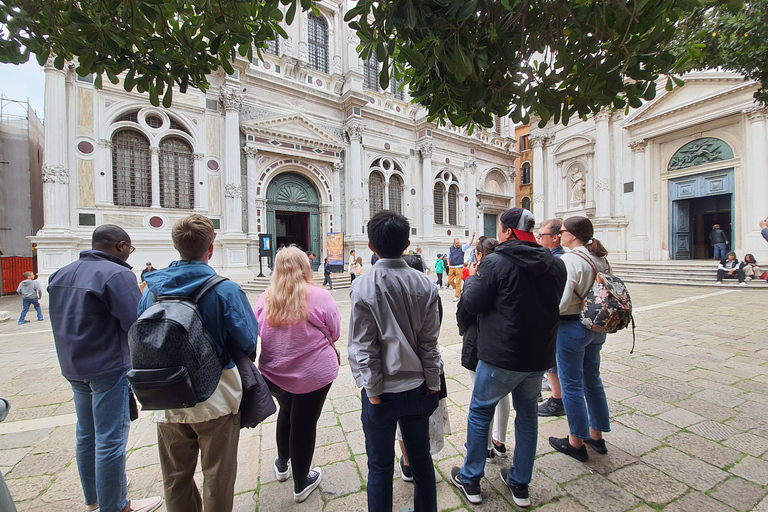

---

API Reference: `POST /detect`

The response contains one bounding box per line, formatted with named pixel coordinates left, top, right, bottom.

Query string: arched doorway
left=266, top=172, right=322, bottom=269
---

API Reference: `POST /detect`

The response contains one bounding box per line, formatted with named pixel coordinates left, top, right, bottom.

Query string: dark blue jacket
left=551, top=245, right=565, bottom=257
left=138, top=260, right=258, bottom=368
left=762, top=228, right=768, bottom=243
left=48, top=250, right=142, bottom=380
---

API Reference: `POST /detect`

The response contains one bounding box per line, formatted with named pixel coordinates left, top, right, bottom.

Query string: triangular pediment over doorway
left=242, top=114, right=346, bottom=153
left=623, top=71, right=757, bottom=129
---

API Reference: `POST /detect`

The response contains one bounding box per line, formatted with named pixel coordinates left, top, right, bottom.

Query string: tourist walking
left=349, top=210, right=441, bottom=512
left=447, top=231, right=476, bottom=302
left=139, top=215, right=258, bottom=512
left=255, top=246, right=340, bottom=503
left=549, top=216, right=612, bottom=462
left=709, top=224, right=728, bottom=260
left=451, top=208, right=566, bottom=508
left=16, top=271, right=43, bottom=324
left=349, top=250, right=357, bottom=283
left=457, top=237, right=511, bottom=461
left=435, top=253, right=445, bottom=288
left=48, top=224, right=163, bottom=512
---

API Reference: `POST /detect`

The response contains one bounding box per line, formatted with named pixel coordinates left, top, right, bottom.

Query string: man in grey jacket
left=348, top=210, right=441, bottom=512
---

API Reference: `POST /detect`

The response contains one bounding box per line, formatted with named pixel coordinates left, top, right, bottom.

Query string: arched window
left=159, top=137, right=194, bottom=209
left=364, top=54, right=378, bottom=91
left=448, top=184, right=459, bottom=225
left=390, top=71, right=404, bottom=101
left=433, top=182, right=445, bottom=224
left=265, top=37, right=279, bottom=56
left=521, top=162, right=531, bottom=185
left=112, top=129, right=151, bottom=207
left=522, top=196, right=531, bottom=210
left=369, top=171, right=384, bottom=218
left=308, top=13, right=328, bottom=73
left=389, top=174, right=403, bottom=214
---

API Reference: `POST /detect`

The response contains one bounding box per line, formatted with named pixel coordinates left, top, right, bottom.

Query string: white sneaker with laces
left=124, top=496, right=163, bottom=512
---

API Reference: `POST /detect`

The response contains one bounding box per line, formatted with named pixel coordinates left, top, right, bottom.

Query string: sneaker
left=37, top=317, right=44, bottom=321
left=549, top=436, right=588, bottom=462
left=584, top=437, right=608, bottom=454
left=538, top=396, right=566, bottom=417
left=274, top=457, right=290, bottom=482
left=464, top=442, right=497, bottom=463
left=399, top=456, right=413, bottom=483
left=293, top=467, right=322, bottom=503
left=453, top=297, right=459, bottom=302
left=124, top=497, right=163, bottom=512
left=450, top=467, right=482, bottom=505
left=499, top=467, right=530, bottom=508
left=492, top=439, right=508, bottom=457
left=18, top=320, right=30, bottom=325
left=86, top=477, right=132, bottom=511
left=715, top=281, right=723, bottom=284
left=739, top=282, right=748, bottom=286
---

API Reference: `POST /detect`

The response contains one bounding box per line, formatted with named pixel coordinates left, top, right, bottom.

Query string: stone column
left=244, top=146, right=259, bottom=236
left=530, top=130, right=548, bottom=216
left=345, top=121, right=364, bottom=235
left=467, top=158, right=478, bottom=233
left=418, top=141, right=434, bottom=238
left=150, top=147, right=161, bottom=207
left=628, top=139, right=649, bottom=260
left=745, top=107, right=768, bottom=245
left=193, top=152, right=205, bottom=210
left=593, top=110, right=612, bottom=218
left=221, top=88, right=243, bottom=233
left=41, top=56, right=71, bottom=230
left=333, top=160, right=343, bottom=231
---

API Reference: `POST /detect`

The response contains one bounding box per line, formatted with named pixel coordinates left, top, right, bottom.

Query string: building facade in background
left=514, top=124, right=533, bottom=214
left=31, top=1, right=518, bottom=282
left=0, top=96, right=44, bottom=293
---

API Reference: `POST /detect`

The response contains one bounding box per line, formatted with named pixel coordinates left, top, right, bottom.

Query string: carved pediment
left=241, top=114, right=346, bottom=152
left=553, top=135, right=594, bottom=162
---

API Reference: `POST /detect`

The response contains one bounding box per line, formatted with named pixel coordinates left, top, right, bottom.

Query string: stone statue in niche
left=569, top=167, right=586, bottom=203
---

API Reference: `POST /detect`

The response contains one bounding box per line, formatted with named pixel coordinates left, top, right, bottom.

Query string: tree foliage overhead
left=0, top=0, right=313, bottom=108
left=346, top=0, right=743, bottom=129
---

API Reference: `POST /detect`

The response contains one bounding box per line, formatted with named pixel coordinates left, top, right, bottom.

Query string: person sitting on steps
left=716, top=251, right=747, bottom=286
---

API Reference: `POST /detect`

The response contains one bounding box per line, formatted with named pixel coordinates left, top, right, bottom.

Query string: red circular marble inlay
left=207, top=160, right=219, bottom=171
left=149, top=216, right=164, bottom=228
left=78, top=141, right=94, bottom=154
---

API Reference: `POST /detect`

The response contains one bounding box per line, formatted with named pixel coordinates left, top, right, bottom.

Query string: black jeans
left=717, top=269, right=744, bottom=283
left=436, top=273, right=443, bottom=287
left=265, top=378, right=332, bottom=486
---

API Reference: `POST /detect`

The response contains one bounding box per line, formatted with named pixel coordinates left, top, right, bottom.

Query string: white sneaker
left=739, top=282, right=748, bottom=286
left=453, top=297, right=459, bottom=302
left=125, top=497, right=163, bottom=512
left=274, top=457, right=290, bottom=482
left=293, top=467, right=322, bottom=503
left=715, top=281, right=722, bottom=285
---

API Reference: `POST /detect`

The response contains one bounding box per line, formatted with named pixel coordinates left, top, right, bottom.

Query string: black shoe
left=450, top=467, right=482, bottom=505
left=584, top=437, right=608, bottom=454
left=492, top=439, right=507, bottom=457
left=538, top=397, right=566, bottom=417
left=399, top=456, right=413, bottom=483
left=274, top=457, right=290, bottom=482
left=549, top=436, right=588, bottom=462
left=499, top=467, right=530, bottom=508
left=464, top=442, right=496, bottom=463
left=293, top=467, right=322, bottom=503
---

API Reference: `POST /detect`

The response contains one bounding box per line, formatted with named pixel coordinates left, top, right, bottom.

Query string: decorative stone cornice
left=345, top=121, right=363, bottom=142
left=417, top=141, right=434, bottom=159
left=744, top=106, right=768, bottom=122
left=243, top=146, right=259, bottom=158
left=628, top=139, right=647, bottom=152
left=42, top=164, right=69, bottom=184
left=220, top=88, right=243, bottom=112
left=224, top=183, right=243, bottom=198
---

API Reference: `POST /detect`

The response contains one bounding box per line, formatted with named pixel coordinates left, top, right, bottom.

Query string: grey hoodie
left=17, top=280, right=42, bottom=299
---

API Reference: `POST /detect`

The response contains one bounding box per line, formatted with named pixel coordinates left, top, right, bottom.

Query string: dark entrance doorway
left=690, top=195, right=731, bottom=260
left=275, top=212, right=309, bottom=250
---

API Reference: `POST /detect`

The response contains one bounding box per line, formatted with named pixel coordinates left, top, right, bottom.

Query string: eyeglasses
left=119, top=241, right=136, bottom=254
left=559, top=229, right=569, bottom=234
left=535, top=232, right=556, bottom=239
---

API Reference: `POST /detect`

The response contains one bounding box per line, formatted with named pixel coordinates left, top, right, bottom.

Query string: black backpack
left=127, top=275, right=229, bottom=410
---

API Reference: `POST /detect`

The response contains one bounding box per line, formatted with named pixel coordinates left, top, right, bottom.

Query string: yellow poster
left=326, top=232, right=344, bottom=266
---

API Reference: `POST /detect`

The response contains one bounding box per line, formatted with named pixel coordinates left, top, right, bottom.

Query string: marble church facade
left=533, top=71, right=768, bottom=262
left=31, top=0, right=518, bottom=282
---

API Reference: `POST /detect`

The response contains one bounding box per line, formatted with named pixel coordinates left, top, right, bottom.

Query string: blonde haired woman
left=255, top=246, right=341, bottom=502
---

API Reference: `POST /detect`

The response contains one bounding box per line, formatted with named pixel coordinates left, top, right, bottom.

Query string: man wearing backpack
left=48, top=225, right=163, bottom=512
left=450, top=208, right=566, bottom=508
left=138, top=214, right=258, bottom=512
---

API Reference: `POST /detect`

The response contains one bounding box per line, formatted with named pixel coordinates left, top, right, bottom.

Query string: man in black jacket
left=450, top=208, right=566, bottom=508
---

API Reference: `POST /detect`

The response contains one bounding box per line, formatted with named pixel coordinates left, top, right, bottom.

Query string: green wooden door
left=266, top=173, right=322, bottom=270
left=483, top=213, right=498, bottom=238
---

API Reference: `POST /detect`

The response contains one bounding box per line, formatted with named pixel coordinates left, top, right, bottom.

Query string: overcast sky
left=0, top=60, right=46, bottom=119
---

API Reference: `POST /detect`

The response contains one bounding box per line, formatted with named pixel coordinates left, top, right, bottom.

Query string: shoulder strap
left=191, top=275, right=229, bottom=303
left=307, top=319, right=333, bottom=343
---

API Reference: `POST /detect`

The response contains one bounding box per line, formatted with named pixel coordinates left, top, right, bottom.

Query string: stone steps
left=240, top=271, right=352, bottom=295
left=610, top=262, right=766, bottom=287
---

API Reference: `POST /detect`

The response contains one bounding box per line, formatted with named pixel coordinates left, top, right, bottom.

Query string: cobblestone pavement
left=1, top=283, right=767, bottom=512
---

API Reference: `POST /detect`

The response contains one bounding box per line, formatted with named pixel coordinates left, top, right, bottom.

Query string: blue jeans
left=69, top=370, right=130, bottom=512
left=556, top=320, right=611, bottom=440
left=714, top=243, right=727, bottom=259
left=361, top=383, right=438, bottom=512
left=19, top=298, right=43, bottom=322
left=461, top=361, right=541, bottom=486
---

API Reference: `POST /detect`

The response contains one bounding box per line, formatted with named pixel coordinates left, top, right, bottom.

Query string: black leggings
left=265, top=378, right=332, bottom=485
left=436, top=272, right=443, bottom=287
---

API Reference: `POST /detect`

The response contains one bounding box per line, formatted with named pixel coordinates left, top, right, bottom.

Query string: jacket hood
left=493, top=240, right=556, bottom=276
left=144, top=260, right=216, bottom=297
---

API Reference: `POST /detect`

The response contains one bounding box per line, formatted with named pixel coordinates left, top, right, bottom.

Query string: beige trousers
left=447, top=267, right=463, bottom=298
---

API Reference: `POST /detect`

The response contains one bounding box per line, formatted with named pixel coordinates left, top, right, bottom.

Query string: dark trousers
left=350, top=272, right=356, bottom=284
left=361, top=383, right=439, bottom=512
left=717, top=268, right=744, bottom=283
left=323, top=274, right=333, bottom=288
left=436, top=273, right=443, bottom=287
left=265, top=378, right=332, bottom=487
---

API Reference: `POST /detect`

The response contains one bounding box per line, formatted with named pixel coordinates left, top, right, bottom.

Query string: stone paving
left=1, top=283, right=767, bottom=511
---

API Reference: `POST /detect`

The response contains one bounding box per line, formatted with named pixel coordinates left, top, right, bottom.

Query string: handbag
left=230, top=346, right=276, bottom=429
left=308, top=320, right=341, bottom=365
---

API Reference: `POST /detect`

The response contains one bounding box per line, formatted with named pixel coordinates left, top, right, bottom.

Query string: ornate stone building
left=31, top=0, right=518, bottom=282
left=535, top=71, right=768, bottom=261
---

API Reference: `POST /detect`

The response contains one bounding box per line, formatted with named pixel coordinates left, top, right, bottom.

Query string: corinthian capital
left=744, top=106, right=768, bottom=122
left=593, top=109, right=613, bottom=122
left=345, top=121, right=363, bottom=142
left=243, top=146, right=259, bottom=158
left=220, top=88, right=243, bottom=112
left=529, top=130, right=549, bottom=148
left=628, top=139, right=647, bottom=152
left=417, top=141, right=434, bottom=159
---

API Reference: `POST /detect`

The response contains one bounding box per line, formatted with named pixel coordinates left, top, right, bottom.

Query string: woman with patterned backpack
left=548, top=216, right=612, bottom=462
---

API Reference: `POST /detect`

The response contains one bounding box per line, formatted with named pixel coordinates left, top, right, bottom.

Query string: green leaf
left=162, top=86, right=173, bottom=108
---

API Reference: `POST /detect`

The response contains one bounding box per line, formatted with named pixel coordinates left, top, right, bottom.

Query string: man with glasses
left=49, top=225, right=163, bottom=512
left=535, top=219, right=566, bottom=417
